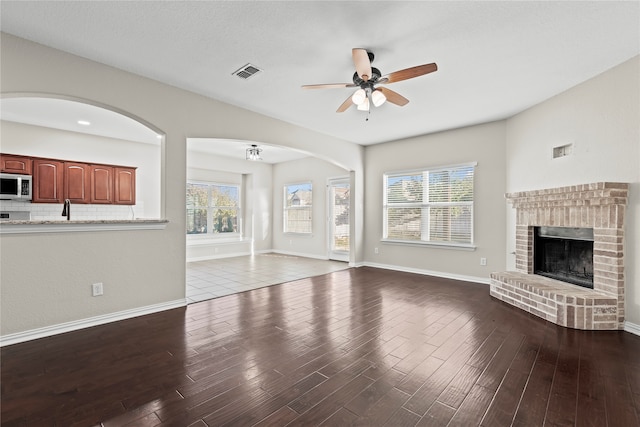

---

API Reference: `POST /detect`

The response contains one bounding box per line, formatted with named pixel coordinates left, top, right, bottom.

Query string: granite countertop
left=1, top=218, right=168, bottom=225
left=0, top=218, right=169, bottom=234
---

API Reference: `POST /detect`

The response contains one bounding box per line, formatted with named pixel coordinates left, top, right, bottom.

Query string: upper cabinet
left=114, top=167, right=136, bottom=205
left=0, top=154, right=33, bottom=175
left=2, top=153, right=137, bottom=205
left=90, top=165, right=114, bottom=204
left=33, top=159, right=64, bottom=203
left=64, top=162, right=91, bottom=204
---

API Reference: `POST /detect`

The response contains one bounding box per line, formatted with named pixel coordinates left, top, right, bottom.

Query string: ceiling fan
left=302, top=48, right=437, bottom=113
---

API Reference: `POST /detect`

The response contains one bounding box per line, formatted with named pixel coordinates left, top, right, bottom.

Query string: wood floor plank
left=288, top=369, right=360, bottom=415
left=384, top=407, right=421, bottom=426
left=544, top=343, right=580, bottom=426
left=287, top=374, right=374, bottom=426
left=402, top=340, right=479, bottom=416
left=209, top=371, right=327, bottom=426
left=511, top=360, right=556, bottom=427
left=448, top=384, right=495, bottom=427
left=252, top=405, right=299, bottom=427
left=602, top=373, right=640, bottom=427
left=2, top=266, right=639, bottom=426
left=395, top=355, right=444, bottom=395
left=480, top=368, right=529, bottom=427
left=352, top=387, right=411, bottom=427
left=319, top=407, right=359, bottom=426
left=574, top=357, right=607, bottom=427
left=476, top=332, right=525, bottom=392
left=436, top=363, right=483, bottom=409
left=417, top=401, right=457, bottom=427
left=344, top=367, right=405, bottom=415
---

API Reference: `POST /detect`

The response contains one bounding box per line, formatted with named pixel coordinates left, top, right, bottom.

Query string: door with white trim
left=328, top=178, right=350, bottom=262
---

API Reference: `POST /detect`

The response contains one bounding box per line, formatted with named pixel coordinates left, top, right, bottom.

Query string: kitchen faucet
left=61, top=199, right=71, bottom=221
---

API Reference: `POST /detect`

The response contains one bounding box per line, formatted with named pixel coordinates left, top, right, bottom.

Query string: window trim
left=186, top=180, right=241, bottom=238
left=283, top=181, right=313, bottom=235
left=382, top=162, right=477, bottom=249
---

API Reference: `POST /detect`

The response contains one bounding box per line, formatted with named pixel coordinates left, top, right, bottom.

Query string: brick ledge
left=490, top=271, right=619, bottom=330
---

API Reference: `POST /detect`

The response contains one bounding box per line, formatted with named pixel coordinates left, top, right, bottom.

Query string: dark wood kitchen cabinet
left=90, top=165, right=114, bottom=204
left=64, top=162, right=91, bottom=203
left=32, top=159, right=64, bottom=203
left=0, top=154, right=32, bottom=175
left=114, top=167, right=136, bottom=205
left=2, top=153, right=137, bottom=205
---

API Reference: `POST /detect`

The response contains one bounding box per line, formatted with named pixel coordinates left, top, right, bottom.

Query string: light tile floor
left=186, top=253, right=350, bottom=304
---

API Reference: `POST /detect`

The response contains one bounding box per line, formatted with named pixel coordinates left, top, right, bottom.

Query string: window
left=284, top=182, right=312, bottom=233
left=186, top=181, right=240, bottom=235
left=383, top=163, right=475, bottom=246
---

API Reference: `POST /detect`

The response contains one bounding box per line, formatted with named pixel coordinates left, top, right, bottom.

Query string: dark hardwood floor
left=2, top=267, right=639, bottom=426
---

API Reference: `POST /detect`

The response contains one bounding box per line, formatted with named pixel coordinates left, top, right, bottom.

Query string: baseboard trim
left=363, top=262, right=491, bottom=285
left=271, top=250, right=329, bottom=261
left=187, top=251, right=251, bottom=263
left=624, top=321, right=640, bottom=336
left=0, top=299, right=187, bottom=347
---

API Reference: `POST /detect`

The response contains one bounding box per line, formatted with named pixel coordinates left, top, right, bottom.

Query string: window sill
left=0, top=219, right=169, bottom=234
left=381, top=239, right=476, bottom=251
left=187, top=236, right=249, bottom=246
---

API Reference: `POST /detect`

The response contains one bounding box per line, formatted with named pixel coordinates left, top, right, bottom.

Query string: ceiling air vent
left=232, top=63, right=262, bottom=80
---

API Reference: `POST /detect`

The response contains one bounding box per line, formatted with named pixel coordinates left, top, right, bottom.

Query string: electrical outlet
left=480, top=257, right=487, bottom=266
left=92, top=282, right=103, bottom=296
left=374, top=247, right=379, bottom=254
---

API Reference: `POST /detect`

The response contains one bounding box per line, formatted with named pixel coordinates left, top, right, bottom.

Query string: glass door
left=328, top=178, right=350, bottom=262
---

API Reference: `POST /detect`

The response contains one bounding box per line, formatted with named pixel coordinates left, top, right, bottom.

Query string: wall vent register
left=232, top=63, right=262, bottom=80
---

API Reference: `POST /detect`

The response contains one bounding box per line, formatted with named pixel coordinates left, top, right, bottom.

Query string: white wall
left=505, top=56, right=640, bottom=325
left=272, top=156, right=349, bottom=259
left=363, top=121, right=507, bottom=282
left=0, top=33, right=363, bottom=338
left=186, top=148, right=273, bottom=261
left=0, top=120, right=161, bottom=218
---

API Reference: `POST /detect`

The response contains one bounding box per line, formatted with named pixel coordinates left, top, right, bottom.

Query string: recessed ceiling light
left=77, top=120, right=91, bottom=126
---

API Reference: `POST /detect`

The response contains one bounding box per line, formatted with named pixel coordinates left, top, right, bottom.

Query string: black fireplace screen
left=533, top=226, right=594, bottom=289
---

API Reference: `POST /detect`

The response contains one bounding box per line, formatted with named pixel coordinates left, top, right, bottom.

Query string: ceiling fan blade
left=336, top=95, right=354, bottom=113
left=301, top=83, right=356, bottom=89
left=382, top=63, right=438, bottom=84
left=377, top=87, right=409, bottom=106
left=352, top=48, right=372, bottom=82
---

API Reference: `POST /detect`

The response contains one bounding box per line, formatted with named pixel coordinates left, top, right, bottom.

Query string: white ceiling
left=1, top=97, right=162, bottom=145
left=188, top=138, right=310, bottom=164
left=1, top=1, right=638, bottom=154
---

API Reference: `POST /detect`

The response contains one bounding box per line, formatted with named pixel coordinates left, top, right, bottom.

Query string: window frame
left=283, top=181, right=313, bottom=234
left=186, top=180, right=241, bottom=239
left=382, top=162, right=477, bottom=249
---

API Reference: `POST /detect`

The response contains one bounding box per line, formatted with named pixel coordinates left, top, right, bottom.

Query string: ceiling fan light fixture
left=371, top=89, right=387, bottom=107
left=351, top=88, right=366, bottom=105
left=357, top=97, right=370, bottom=111
left=246, top=144, right=262, bottom=161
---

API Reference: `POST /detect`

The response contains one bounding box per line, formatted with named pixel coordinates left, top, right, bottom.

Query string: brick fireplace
left=491, top=182, right=628, bottom=330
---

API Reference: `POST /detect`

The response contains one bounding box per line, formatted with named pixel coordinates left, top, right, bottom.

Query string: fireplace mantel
left=491, top=182, right=628, bottom=330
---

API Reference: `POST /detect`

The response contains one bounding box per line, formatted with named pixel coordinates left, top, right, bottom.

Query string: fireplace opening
left=533, top=226, right=594, bottom=289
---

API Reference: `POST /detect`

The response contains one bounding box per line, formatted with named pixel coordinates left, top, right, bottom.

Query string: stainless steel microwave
left=0, top=173, right=32, bottom=201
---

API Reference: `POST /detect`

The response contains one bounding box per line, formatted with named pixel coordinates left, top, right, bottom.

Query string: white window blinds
left=384, top=164, right=475, bottom=245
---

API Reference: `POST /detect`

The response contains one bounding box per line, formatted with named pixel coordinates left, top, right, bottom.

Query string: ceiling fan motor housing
left=352, top=67, right=382, bottom=87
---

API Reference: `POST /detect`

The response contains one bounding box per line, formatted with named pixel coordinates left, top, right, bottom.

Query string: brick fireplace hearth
left=491, top=182, right=628, bottom=330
